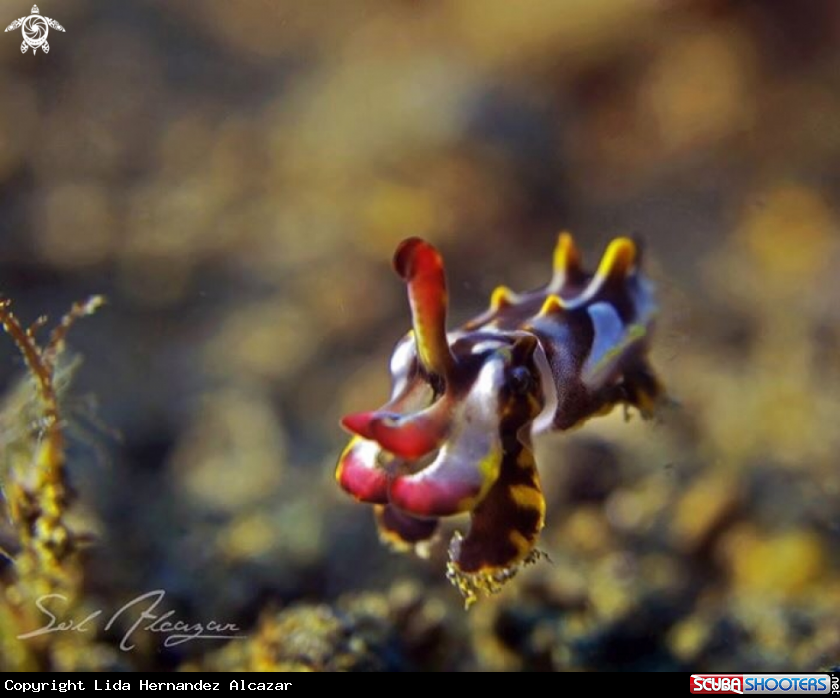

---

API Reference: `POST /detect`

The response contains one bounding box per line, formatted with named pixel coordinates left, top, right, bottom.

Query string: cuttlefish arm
left=447, top=435, right=546, bottom=607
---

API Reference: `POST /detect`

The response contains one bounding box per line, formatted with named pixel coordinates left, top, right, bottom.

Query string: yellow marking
left=476, top=445, right=502, bottom=499
left=455, top=445, right=502, bottom=512
left=515, top=448, right=534, bottom=469
left=509, top=484, right=543, bottom=511
left=553, top=231, right=581, bottom=276
left=378, top=528, right=412, bottom=551
left=489, top=285, right=515, bottom=311
left=413, top=289, right=452, bottom=377
left=509, top=530, right=533, bottom=557
left=374, top=507, right=415, bottom=553
left=594, top=237, right=636, bottom=281
left=538, top=294, right=566, bottom=316
left=496, top=346, right=513, bottom=363
left=334, top=435, right=362, bottom=482
left=584, top=323, right=648, bottom=380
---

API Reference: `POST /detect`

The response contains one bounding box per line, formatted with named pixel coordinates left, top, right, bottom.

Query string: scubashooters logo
left=690, top=674, right=831, bottom=695
left=4, top=5, right=64, bottom=55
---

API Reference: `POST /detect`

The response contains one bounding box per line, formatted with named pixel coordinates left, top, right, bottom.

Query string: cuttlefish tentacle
left=341, top=395, right=452, bottom=461
left=393, top=237, right=455, bottom=381
left=335, top=436, right=389, bottom=504
left=388, top=419, right=502, bottom=518
left=447, top=436, right=546, bottom=606
left=375, top=504, right=439, bottom=552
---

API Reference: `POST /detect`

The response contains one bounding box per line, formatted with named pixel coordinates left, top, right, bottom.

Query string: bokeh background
left=1, top=0, right=839, bottom=672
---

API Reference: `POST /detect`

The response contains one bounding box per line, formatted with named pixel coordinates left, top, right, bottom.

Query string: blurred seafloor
left=0, top=0, right=839, bottom=671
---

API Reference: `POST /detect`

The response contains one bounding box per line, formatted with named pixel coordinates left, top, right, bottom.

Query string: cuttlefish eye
left=508, top=365, right=534, bottom=396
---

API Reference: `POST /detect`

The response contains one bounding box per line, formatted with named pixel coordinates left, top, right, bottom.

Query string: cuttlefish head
left=336, top=238, right=545, bottom=529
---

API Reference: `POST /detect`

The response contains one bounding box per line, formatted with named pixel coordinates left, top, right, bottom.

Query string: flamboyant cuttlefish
left=336, top=233, right=663, bottom=604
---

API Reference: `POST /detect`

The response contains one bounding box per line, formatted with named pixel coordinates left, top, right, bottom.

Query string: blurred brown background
left=0, top=0, right=839, bottom=672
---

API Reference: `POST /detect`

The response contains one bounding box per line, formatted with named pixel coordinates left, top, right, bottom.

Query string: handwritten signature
left=17, top=590, right=247, bottom=651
